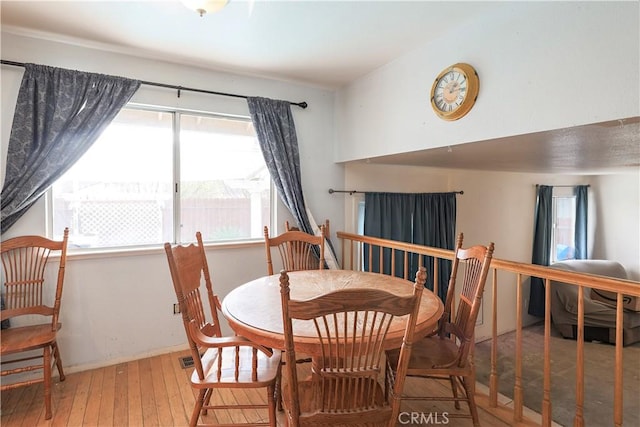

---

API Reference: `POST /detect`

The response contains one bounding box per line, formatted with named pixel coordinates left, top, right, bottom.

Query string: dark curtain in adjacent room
left=364, top=192, right=457, bottom=301
left=574, top=185, right=589, bottom=260
left=412, top=193, right=457, bottom=301
left=528, top=185, right=553, bottom=317
left=363, top=192, right=415, bottom=276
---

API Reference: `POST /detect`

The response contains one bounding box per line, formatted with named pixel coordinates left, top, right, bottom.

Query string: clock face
left=433, top=70, right=467, bottom=113
left=430, top=63, right=479, bottom=121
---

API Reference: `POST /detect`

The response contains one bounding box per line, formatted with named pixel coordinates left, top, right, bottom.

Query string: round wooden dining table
left=221, top=269, right=444, bottom=356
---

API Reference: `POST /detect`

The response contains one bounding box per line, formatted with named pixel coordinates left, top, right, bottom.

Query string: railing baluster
left=391, top=248, right=396, bottom=277
left=489, top=268, right=498, bottom=407
left=513, top=273, right=523, bottom=422
left=543, top=277, right=552, bottom=426
left=433, top=256, right=439, bottom=299
left=574, top=285, right=585, bottom=427
left=403, top=251, right=409, bottom=280
left=614, top=293, right=623, bottom=427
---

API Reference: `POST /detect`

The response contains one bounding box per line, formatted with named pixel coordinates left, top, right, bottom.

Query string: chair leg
left=461, top=376, right=480, bottom=427
left=275, top=363, right=283, bottom=411
left=190, top=389, right=206, bottom=427
left=449, top=375, right=461, bottom=409
left=267, top=383, right=277, bottom=427
left=52, top=341, right=65, bottom=381
left=43, top=345, right=52, bottom=420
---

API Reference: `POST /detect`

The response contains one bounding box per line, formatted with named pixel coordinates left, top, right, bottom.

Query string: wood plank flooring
left=1, top=349, right=513, bottom=426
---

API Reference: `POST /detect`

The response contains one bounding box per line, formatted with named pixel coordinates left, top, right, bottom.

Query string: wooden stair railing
left=336, top=231, right=640, bottom=427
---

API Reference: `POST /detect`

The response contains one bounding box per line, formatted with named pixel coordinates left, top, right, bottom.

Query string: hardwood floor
left=1, top=349, right=513, bottom=426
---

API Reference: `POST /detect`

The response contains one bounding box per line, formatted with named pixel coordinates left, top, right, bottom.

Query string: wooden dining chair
left=263, top=224, right=325, bottom=275
left=264, top=223, right=328, bottom=409
left=0, top=228, right=69, bottom=420
left=164, top=232, right=281, bottom=427
left=279, top=267, right=426, bottom=427
left=385, top=233, right=494, bottom=426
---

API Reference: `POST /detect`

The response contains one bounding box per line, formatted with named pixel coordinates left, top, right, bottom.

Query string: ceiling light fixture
left=180, top=0, right=229, bottom=17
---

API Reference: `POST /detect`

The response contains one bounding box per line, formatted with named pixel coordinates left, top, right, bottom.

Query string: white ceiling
left=1, top=0, right=639, bottom=174
left=0, top=0, right=503, bottom=88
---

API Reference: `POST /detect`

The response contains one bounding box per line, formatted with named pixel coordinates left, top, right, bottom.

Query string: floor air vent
left=179, top=355, right=194, bottom=369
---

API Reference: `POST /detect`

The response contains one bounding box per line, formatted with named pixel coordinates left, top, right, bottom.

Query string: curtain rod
left=535, top=184, right=591, bottom=188
left=1, top=59, right=308, bottom=109
left=328, top=189, right=464, bottom=195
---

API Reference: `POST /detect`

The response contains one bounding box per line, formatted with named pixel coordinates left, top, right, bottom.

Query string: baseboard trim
left=61, top=343, right=190, bottom=376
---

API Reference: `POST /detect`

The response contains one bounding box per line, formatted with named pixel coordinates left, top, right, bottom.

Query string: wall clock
left=430, top=63, right=479, bottom=121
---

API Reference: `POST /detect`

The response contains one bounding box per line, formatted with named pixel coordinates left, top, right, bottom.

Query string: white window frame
left=550, top=187, right=577, bottom=263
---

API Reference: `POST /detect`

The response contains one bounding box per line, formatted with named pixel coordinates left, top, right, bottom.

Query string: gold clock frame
left=430, top=63, right=479, bottom=121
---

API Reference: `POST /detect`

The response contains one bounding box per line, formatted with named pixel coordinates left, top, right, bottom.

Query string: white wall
left=335, top=2, right=639, bottom=162
left=0, top=32, right=344, bottom=371
left=591, top=172, right=640, bottom=279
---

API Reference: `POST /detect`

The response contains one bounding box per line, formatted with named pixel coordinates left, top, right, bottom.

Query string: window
left=550, top=188, right=576, bottom=263
left=51, top=106, right=271, bottom=249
